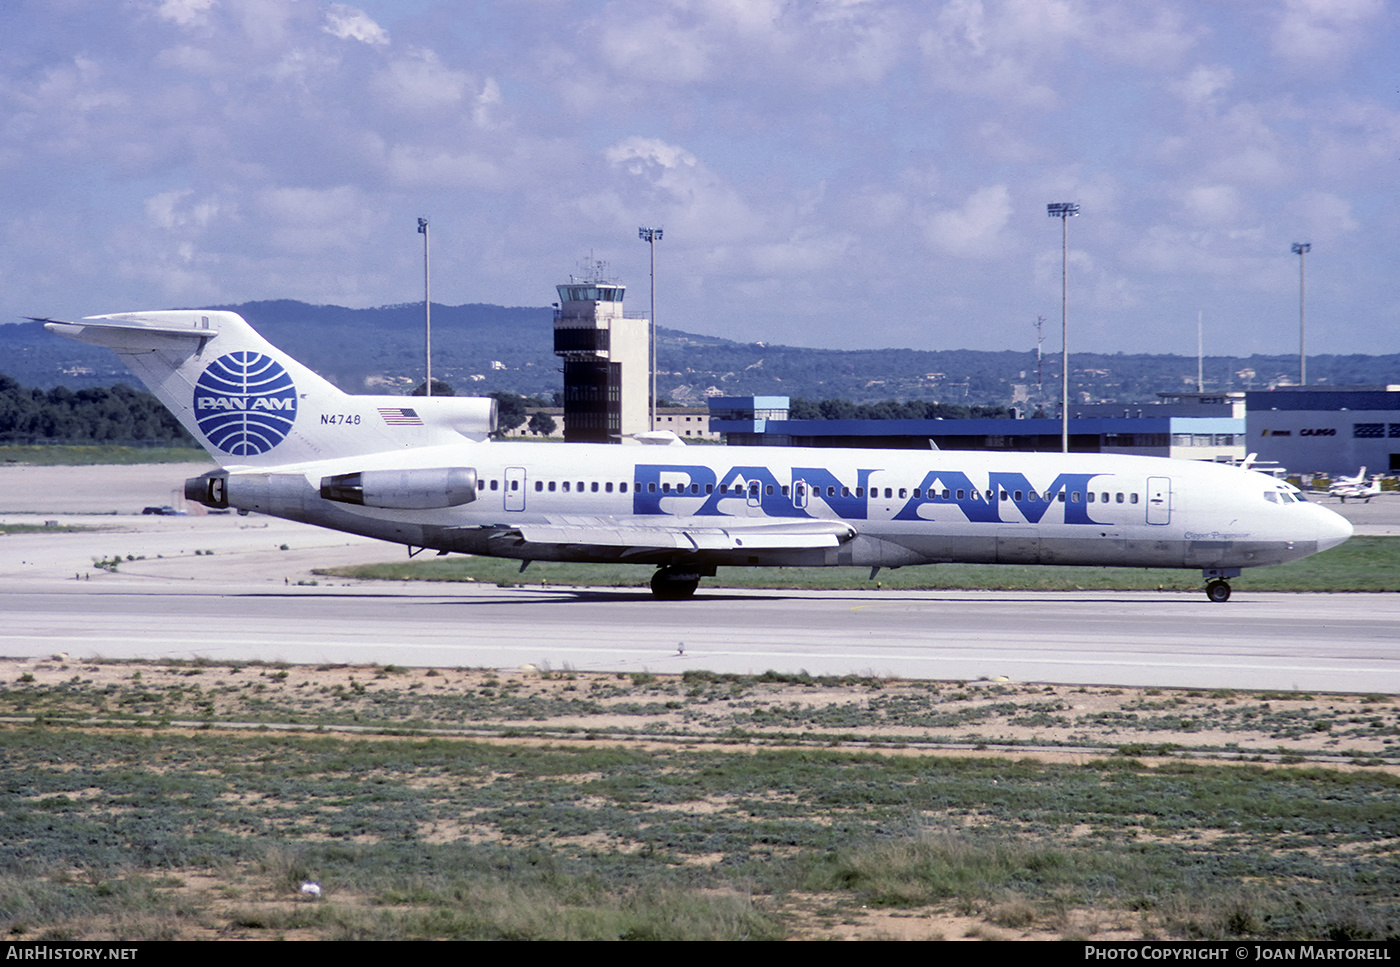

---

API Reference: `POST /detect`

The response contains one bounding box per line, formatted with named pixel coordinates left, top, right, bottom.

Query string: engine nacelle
left=186, top=470, right=229, bottom=509
left=319, top=467, right=478, bottom=510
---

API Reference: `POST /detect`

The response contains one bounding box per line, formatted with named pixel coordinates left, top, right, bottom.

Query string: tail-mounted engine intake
left=319, top=467, right=478, bottom=510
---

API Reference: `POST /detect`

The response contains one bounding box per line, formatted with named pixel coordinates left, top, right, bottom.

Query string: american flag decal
left=378, top=407, right=423, bottom=426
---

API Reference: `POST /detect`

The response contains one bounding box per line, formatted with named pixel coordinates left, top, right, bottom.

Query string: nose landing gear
left=1202, top=568, right=1240, bottom=603
left=1205, top=580, right=1232, bottom=603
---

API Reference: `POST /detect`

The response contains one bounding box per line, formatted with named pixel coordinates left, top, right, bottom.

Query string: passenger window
left=706, top=484, right=714, bottom=494
left=884, top=487, right=892, bottom=498
left=1014, top=490, right=1023, bottom=501
left=621, top=483, right=628, bottom=493
left=1116, top=493, right=1124, bottom=503
left=1070, top=492, right=1079, bottom=502
left=1130, top=493, right=1138, bottom=504
left=898, top=488, right=907, bottom=498
left=592, top=482, right=599, bottom=492
left=605, top=482, right=613, bottom=493
left=490, top=479, right=498, bottom=491
left=563, top=481, right=571, bottom=492
left=661, top=483, right=670, bottom=493
left=781, top=485, right=790, bottom=496
left=1102, top=492, right=1110, bottom=503
left=942, top=489, right=950, bottom=499
left=548, top=481, right=556, bottom=492
left=533, top=481, right=541, bottom=492
left=957, top=489, right=966, bottom=500
left=828, top=486, right=836, bottom=496
left=913, top=488, right=922, bottom=498
left=648, top=482, right=656, bottom=493
left=842, top=487, right=851, bottom=497
left=1087, top=492, right=1094, bottom=503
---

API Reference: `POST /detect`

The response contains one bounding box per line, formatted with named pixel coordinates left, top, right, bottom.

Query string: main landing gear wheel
left=1205, top=580, right=1232, bottom=603
left=650, top=566, right=700, bottom=601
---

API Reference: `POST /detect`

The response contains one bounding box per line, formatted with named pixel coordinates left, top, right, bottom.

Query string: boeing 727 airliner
left=46, top=310, right=1352, bottom=601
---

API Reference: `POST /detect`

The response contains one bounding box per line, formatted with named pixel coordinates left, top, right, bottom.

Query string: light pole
left=1292, top=242, right=1310, bottom=386
left=638, top=226, right=663, bottom=431
left=1047, top=202, right=1079, bottom=453
left=418, top=217, right=431, bottom=397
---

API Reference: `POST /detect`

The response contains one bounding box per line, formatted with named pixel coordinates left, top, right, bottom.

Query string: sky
left=2, top=0, right=1397, bottom=358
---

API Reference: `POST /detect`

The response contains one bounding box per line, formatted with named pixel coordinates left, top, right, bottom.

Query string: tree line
left=786, top=398, right=1012, bottom=420
left=0, top=376, right=193, bottom=445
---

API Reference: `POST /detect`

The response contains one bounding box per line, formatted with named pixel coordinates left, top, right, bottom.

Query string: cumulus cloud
left=602, top=136, right=762, bottom=239
left=1180, top=185, right=1244, bottom=226
left=323, top=4, right=389, bottom=46
left=1171, top=65, right=1233, bottom=108
left=256, top=185, right=377, bottom=253
left=153, top=0, right=215, bottom=29
left=1292, top=191, right=1359, bottom=240
left=925, top=184, right=1013, bottom=258
left=370, top=48, right=471, bottom=113
left=145, top=188, right=223, bottom=230
left=1272, top=0, right=1384, bottom=66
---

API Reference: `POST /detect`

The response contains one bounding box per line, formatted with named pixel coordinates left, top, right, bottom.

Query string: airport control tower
left=553, top=260, right=649, bottom=442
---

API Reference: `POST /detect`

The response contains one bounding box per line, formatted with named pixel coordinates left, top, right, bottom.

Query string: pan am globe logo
left=194, top=352, right=298, bottom=456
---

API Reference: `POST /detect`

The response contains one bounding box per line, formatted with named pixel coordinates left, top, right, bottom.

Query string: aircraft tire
left=1205, top=580, right=1232, bottom=603
left=651, top=567, right=700, bottom=600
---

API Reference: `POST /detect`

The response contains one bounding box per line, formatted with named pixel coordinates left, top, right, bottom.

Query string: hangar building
left=1245, top=386, right=1400, bottom=475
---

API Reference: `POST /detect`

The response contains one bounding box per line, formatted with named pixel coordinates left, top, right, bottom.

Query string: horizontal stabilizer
left=43, top=314, right=220, bottom=349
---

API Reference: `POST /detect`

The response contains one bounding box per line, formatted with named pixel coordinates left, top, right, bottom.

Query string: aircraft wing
left=493, top=516, right=856, bottom=554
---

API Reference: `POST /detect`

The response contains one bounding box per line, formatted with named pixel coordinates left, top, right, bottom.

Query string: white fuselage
left=226, top=441, right=1353, bottom=572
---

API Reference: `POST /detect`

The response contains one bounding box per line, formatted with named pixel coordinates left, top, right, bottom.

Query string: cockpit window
left=1263, top=492, right=1278, bottom=503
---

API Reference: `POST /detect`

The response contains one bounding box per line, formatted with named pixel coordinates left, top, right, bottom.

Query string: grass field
left=322, top=535, right=1400, bottom=593
left=1, top=659, right=1395, bottom=941
left=0, top=445, right=210, bottom=466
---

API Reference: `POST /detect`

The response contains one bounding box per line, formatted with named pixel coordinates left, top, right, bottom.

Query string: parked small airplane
left=1330, top=471, right=1385, bottom=503
left=46, top=310, right=1353, bottom=602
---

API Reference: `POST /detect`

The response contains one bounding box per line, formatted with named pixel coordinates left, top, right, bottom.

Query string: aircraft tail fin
left=46, top=310, right=493, bottom=468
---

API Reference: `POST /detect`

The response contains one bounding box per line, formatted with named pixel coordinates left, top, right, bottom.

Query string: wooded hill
left=6, top=299, right=1397, bottom=407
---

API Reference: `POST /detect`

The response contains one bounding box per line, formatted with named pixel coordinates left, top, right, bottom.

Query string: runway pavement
left=2, top=463, right=1397, bottom=692
left=3, top=577, right=1398, bottom=693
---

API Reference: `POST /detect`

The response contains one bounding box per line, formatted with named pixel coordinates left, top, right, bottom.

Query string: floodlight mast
left=1047, top=202, right=1080, bottom=453
left=639, top=227, right=663, bottom=431
left=1292, top=242, right=1310, bottom=386
left=418, top=217, right=431, bottom=397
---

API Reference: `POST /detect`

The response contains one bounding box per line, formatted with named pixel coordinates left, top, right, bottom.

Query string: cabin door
left=1146, top=476, right=1170, bottom=525
left=505, top=467, right=526, bottom=512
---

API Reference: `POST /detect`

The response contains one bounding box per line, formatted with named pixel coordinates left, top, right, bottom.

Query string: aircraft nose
left=1314, top=505, right=1353, bottom=552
